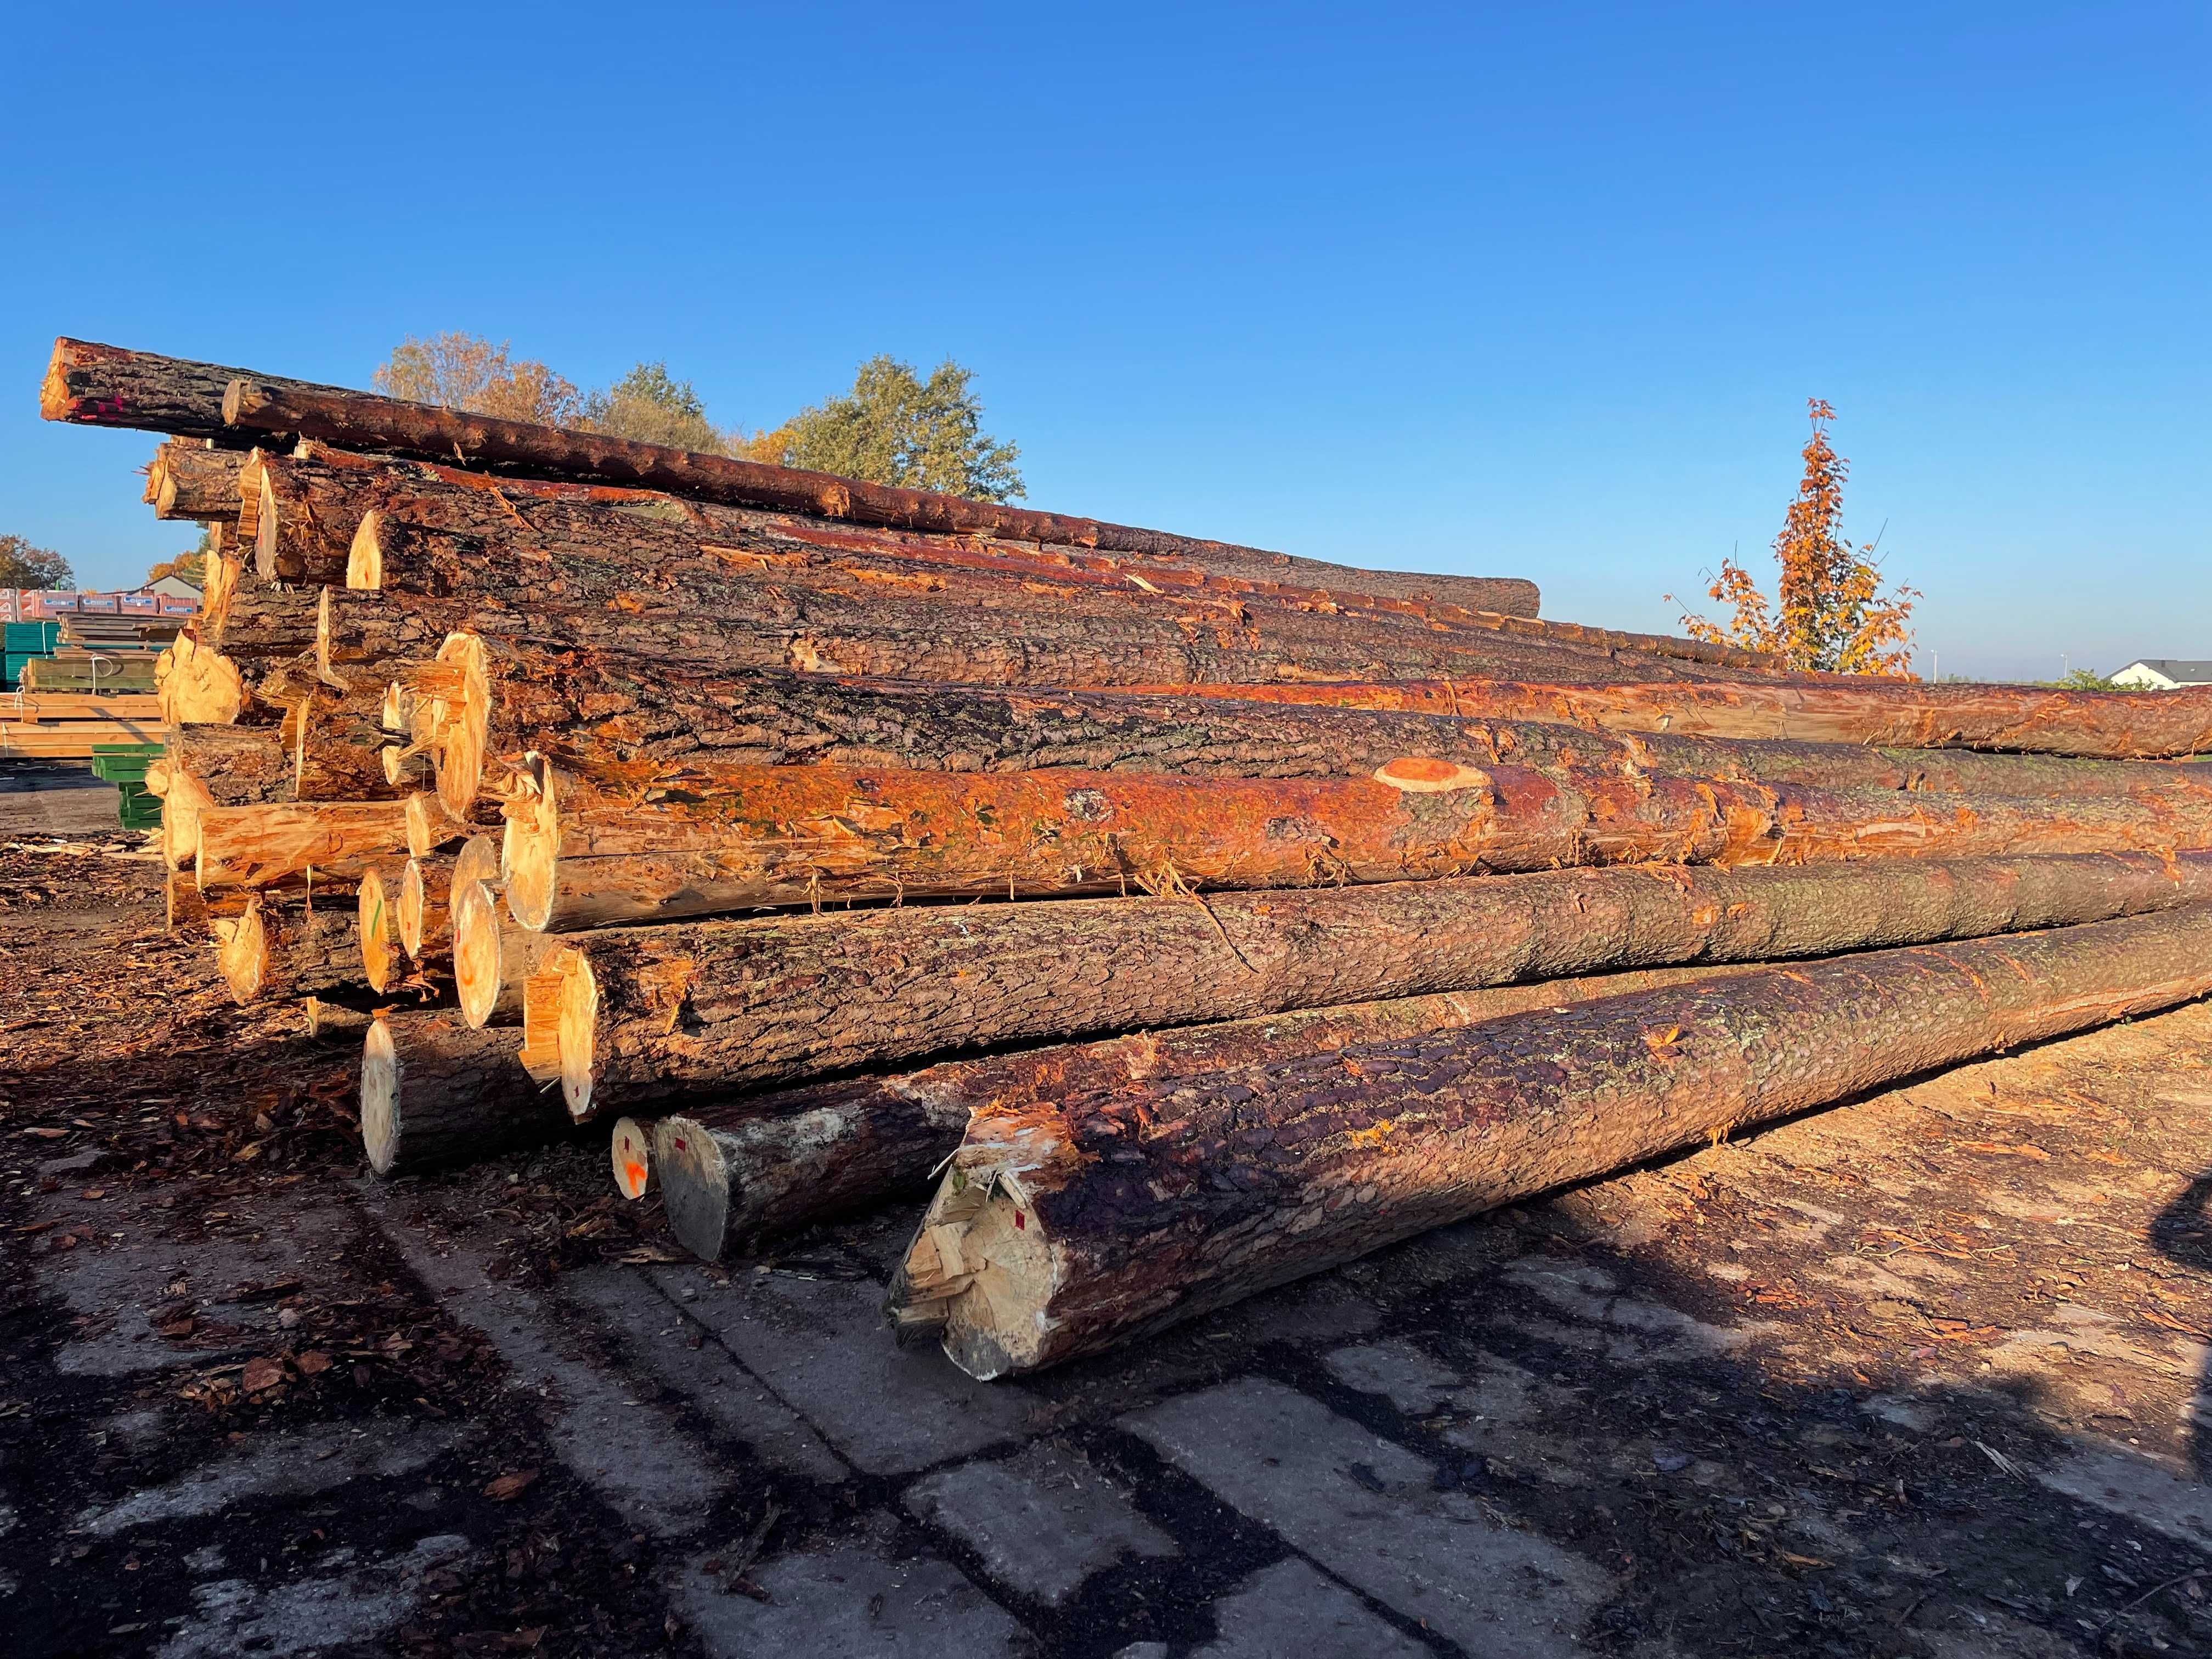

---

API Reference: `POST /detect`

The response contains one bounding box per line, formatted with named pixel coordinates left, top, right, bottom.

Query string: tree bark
left=499, top=753, right=2212, bottom=932
left=212, top=894, right=360, bottom=1004
left=538, top=849, right=2212, bottom=1115
left=452, top=874, right=567, bottom=1027
left=42, top=338, right=337, bottom=445
left=1168, top=678, right=2212, bottom=763
left=652, top=963, right=1758, bottom=1256
left=195, top=801, right=413, bottom=890
left=887, top=906, right=2212, bottom=1375
left=160, top=725, right=291, bottom=870
left=146, top=439, right=246, bottom=523
left=217, top=372, right=1544, bottom=616
left=359, top=1013, right=571, bottom=1176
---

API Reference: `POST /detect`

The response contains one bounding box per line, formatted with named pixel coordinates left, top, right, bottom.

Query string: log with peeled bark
left=498, top=753, right=2212, bottom=932
left=194, top=800, right=411, bottom=890
left=357, top=864, right=405, bottom=994
left=215, top=370, right=1545, bottom=616
left=651, top=963, right=1758, bottom=1256
left=421, top=653, right=2212, bottom=815
left=1167, top=677, right=2212, bottom=764
left=888, top=905, right=2212, bottom=1375
left=538, top=849, right=2212, bottom=1113
left=398, top=854, right=455, bottom=961
left=452, top=876, right=566, bottom=1027
left=145, top=439, right=246, bottom=523
left=212, top=893, right=360, bottom=1005
left=160, top=725, right=291, bottom=870
left=360, top=1013, right=571, bottom=1176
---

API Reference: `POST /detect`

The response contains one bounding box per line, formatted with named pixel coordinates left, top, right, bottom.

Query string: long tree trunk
left=1162, top=677, right=2212, bottom=763
left=360, top=1013, right=571, bottom=1176
left=212, top=894, right=360, bottom=1004
left=146, top=439, right=246, bottom=523
left=538, top=849, right=2212, bottom=1114
left=651, top=963, right=1760, bottom=1257
left=417, top=648, right=2212, bottom=815
left=499, top=752, right=2212, bottom=932
left=887, top=906, right=2212, bottom=1375
left=212, top=370, right=1545, bottom=615
left=160, top=725, right=291, bottom=869
left=195, top=801, right=412, bottom=890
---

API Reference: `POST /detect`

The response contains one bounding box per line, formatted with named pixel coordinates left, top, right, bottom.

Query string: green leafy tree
left=2047, top=668, right=2114, bottom=690
left=580, top=362, right=728, bottom=452
left=0, top=533, right=73, bottom=590
left=373, top=333, right=581, bottom=426
left=751, top=356, right=1024, bottom=502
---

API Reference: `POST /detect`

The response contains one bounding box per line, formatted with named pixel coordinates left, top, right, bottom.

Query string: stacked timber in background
left=43, top=335, right=2212, bottom=1379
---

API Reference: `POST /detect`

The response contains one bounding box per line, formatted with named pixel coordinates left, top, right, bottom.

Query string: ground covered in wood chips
left=5, top=809, right=2212, bottom=1657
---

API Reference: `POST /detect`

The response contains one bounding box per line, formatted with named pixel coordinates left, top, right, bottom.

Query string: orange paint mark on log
left=1372, top=757, right=1494, bottom=794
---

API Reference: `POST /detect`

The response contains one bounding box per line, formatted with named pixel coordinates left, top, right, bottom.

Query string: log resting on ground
left=540, top=850, right=2212, bottom=1111
left=886, top=905, right=2212, bottom=1375
left=213, top=894, right=359, bottom=1005
left=1163, top=678, right=2212, bottom=763
left=611, top=1118, right=653, bottom=1200
left=360, top=1014, right=569, bottom=1176
left=498, top=753, right=2212, bottom=932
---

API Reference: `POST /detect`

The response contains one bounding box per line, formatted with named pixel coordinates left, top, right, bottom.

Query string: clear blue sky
left=3, top=3, right=2203, bottom=681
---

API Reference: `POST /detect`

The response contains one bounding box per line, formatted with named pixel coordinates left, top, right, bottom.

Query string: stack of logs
left=47, top=337, right=2212, bottom=1379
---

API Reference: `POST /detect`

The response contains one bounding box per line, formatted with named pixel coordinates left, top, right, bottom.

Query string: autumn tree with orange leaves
left=1672, top=400, right=1917, bottom=676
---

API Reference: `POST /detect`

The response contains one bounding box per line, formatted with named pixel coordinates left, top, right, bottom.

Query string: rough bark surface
left=359, top=1013, right=569, bottom=1176
left=212, top=895, right=359, bottom=1005
left=543, top=850, right=2212, bottom=1109
left=220, top=374, right=1544, bottom=616
left=501, top=755, right=2212, bottom=931
left=888, top=906, right=2212, bottom=1375
left=146, top=439, right=245, bottom=522
left=1170, top=678, right=2212, bottom=762
left=160, top=725, right=292, bottom=870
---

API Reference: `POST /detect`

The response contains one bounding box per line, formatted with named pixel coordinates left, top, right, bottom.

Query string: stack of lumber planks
left=44, top=335, right=2212, bottom=1379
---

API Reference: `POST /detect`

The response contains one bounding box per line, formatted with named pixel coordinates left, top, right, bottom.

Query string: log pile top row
left=49, top=335, right=2212, bottom=1380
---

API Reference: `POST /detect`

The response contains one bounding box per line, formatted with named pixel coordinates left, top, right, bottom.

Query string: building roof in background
left=2114, top=658, right=2212, bottom=684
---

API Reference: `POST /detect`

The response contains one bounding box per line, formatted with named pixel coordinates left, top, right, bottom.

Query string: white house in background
left=2110, top=659, right=2212, bottom=690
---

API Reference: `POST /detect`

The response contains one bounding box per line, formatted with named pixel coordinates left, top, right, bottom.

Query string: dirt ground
left=5, top=812, right=2212, bottom=1657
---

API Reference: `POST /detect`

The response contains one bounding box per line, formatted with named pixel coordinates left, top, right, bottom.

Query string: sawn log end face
left=653, top=1118, right=732, bottom=1261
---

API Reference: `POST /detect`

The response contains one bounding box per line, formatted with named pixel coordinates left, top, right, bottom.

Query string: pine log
left=1167, top=678, right=2212, bottom=763
left=426, top=653, right=2212, bottom=814
left=360, top=1013, right=571, bottom=1176
left=195, top=800, right=412, bottom=890
left=166, top=871, right=251, bottom=933
left=357, top=864, right=405, bottom=994
left=452, top=875, right=566, bottom=1027
left=213, top=894, right=359, bottom=1004
left=216, top=371, right=1544, bottom=616
left=42, top=338, right=337, bottom=446
left=282, top=658, right=413, bottom=800
left=652, top=963, right=1758, bottom=1256
left=540, top=849, right=2212, bottom=1114
left=398, top=854, right=455, bottom=961
left=146, top=439, right=246, bottom=523
left=200, top=582, right=320, bottom=661
left=889, top=906, right=2212, bottom=1374
left=498, top=753, right=2212, bottom=932
left=155, top=630, right=246, bottom=725
left=160, top=725, right=291, bottom=870
left=611, top=1118, right=653, bottom=1200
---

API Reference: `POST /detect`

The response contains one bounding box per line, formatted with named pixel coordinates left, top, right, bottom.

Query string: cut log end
left=215, top=900, right=270, bottom=1004
left=517, top=951, right=577, bottom=1082
left=453, top=877, right=503, bottom=1026
left=254, top=466, right=280, bottom=580
left=432, top=632, right=490, bottom=817
left=157, top=633, right=245, bottom=726
left=503, top=756, right=557, bottom=932
left=558, top=951, right=600, bottom=1120
left=358, top=866, right=402, bottom=993
left=653, top=1117, right=731, bottom=1260
left=360, top=1017, right=402, bottom=1175
left=348, top=509, right=385, bottom=590
left=610, top=1118, right=653, bottom=1200
left=890, top=1174, right=1054, bottom=1381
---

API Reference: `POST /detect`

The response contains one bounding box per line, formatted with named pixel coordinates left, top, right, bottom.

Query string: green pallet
left=4, top=622, right=60, bottom=652
left=91, top=743, right=163, bottom=784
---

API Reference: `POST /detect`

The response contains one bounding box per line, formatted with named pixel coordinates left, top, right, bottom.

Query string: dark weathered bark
left=276, top=654, right=415, bottom=800
left=360, top=1013, right=570, bottom=1176
left=217, top=373, right=1544, bottom=615
left=651, top=963, right=1757, bottom=1257
left=540, top=849, right=2212, bottom=1115
left=195, top=801, right=412, bottom=890
left=146, top=439, right=245, bottom=523
left=500, top=753, right=2212, bottom=932
left=1169, top=678, right=2212, bottom=763
left=888, top=906, right=2212, bottom=1375
left=42, top=338, right=335, bottom=445
left=213, top=894, right=360, bottom=1004
left=160, top=725, right=291, bottom=869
